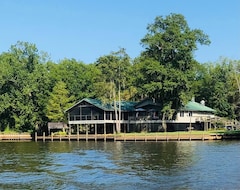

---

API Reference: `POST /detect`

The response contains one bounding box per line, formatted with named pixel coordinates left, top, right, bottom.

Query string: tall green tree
left=141, top=14, right=210, bottom=68
left=0, top=42, right=50, bottom=132
left=135, top=13, right=210, bottom=117
left=46, top=59, right=99, bottom=101
left=94, top=48, right=132, bottom=133
left=46, top=81, right=74, bottom=122
left=94, top=48, right=132, bottom=100
left=195, top=58, right=240, bottom=119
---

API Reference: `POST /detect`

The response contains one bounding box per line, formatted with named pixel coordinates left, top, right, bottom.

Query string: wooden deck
left=0, top=134, right=32, bottom=141
left=35, top=133, right=222, bottom=142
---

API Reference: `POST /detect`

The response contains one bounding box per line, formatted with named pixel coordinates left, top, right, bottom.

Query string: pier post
left=77, top=124, right=79, bottom=141
left=43, top=132, right=45, bottom=142
left=104, top=124, right=106, bottom=142
left=86, top=125, right=88, bottom=142
left=51, top=132, right=53, bottom=142
left=95, top=124, right=97, bottom=142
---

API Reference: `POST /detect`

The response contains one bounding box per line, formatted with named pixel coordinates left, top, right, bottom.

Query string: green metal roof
left=83, top=98, right=114, bottom=111
left=182, top=101, right=215, bottom=112
left=66, top=98, right=215, bottom=113
left=116, top=101, right=137, bottom=111
left=66, top=98, right=137, bottom=112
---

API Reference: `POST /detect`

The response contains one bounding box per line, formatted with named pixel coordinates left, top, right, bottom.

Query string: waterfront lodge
left=59, top=98, right=217, bottom=136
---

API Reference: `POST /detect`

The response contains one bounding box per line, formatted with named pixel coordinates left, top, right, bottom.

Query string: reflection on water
left=0, top=141, right=240, bottom=189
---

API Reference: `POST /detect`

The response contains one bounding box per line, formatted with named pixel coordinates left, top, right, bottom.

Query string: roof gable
left=66, top=98, right=137, bottom=112
left=65, top=98, right=112, bottom=112
left=135, top=98, right=161, bottom=110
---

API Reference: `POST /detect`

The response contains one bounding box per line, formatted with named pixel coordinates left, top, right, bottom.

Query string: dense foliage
left=0, top=14, right=239, bottom=132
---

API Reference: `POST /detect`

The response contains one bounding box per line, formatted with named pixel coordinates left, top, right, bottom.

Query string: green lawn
left=117, top=130, right=225, bottom=136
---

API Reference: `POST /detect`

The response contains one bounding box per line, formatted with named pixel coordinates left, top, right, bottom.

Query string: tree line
left=0, top=13, right=239, bottom=132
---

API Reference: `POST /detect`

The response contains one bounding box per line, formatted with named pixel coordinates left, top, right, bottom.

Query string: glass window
left=180, top=111, right=184, bottom=117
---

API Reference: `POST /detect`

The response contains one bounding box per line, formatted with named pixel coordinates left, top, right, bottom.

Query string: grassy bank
left=116, top=130, right=224, bottom=137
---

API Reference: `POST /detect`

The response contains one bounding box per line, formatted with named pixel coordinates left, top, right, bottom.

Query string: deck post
left=113, top=123, right=116, bottom=142
left=35, top=132, right=37, bottom=142
left=68, top=125, right=71, bottom=141
left=104, top=123, right=106, bottom=142
left=95, top=124, right=97, bottom=141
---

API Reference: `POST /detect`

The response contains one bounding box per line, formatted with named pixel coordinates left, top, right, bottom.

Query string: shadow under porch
left=69, top=123, right=115, bottom=135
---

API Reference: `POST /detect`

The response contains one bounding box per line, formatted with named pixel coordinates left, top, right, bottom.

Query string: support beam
left=104, top=123, right=106, bottom=142
left=95, top=124, right=97, bottom=141
left=86, top=124, right=88, bottom=142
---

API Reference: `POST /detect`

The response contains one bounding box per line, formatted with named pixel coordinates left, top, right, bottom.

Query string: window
left=180, top=111, right=184, bottom=117
left=189, top=111, right=192, bottom=117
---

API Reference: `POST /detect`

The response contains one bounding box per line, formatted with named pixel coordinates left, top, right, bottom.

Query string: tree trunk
left=162, top=113, right=167, bottom=132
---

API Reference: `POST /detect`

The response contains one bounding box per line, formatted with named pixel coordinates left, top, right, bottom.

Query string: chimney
left=200, top=100, right=205, bottom=106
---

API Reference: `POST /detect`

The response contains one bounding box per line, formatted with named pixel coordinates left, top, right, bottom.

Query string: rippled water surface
left=0, top=141, right=240, bottom=189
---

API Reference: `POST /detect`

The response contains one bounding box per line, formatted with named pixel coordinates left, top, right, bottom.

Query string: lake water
left=0, top=140, right=239, bottom=190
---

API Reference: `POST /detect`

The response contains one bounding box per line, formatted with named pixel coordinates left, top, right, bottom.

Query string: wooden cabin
left=65, top=98, right=216, bottom=134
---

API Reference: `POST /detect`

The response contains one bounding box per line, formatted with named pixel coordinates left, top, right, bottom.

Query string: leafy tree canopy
left=46, top=81, right=74, bottom=122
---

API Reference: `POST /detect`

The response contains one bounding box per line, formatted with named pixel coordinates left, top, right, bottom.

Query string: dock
left=0, top=132, right=223, bottom=142
left=34, top=132, right=222, bottom=142
left=0, top=134, right=32, bottom=141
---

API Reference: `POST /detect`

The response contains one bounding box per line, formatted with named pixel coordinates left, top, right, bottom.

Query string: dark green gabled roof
left=66, top=98, right=137, bottom=112
left=116, top=101, right=137, bottom=111
left=83, top=98, right=114, bottom=111
left=182, top=101, right=215, bottom=112
left=66, top=98, right=215, bottom=113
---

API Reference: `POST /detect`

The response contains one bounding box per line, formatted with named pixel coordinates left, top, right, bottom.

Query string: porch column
left=95, top=124, right=97, bottom=135
left=104, top=123, right=106, bottom=141
left=94, top=123, right=97, bottom=141
left=69, top=124, right=71, bottom=135
left=104, top=123, right=106, bottom=134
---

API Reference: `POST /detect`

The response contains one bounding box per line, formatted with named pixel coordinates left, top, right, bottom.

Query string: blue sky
left=0, top=0, right=239, bottom=64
